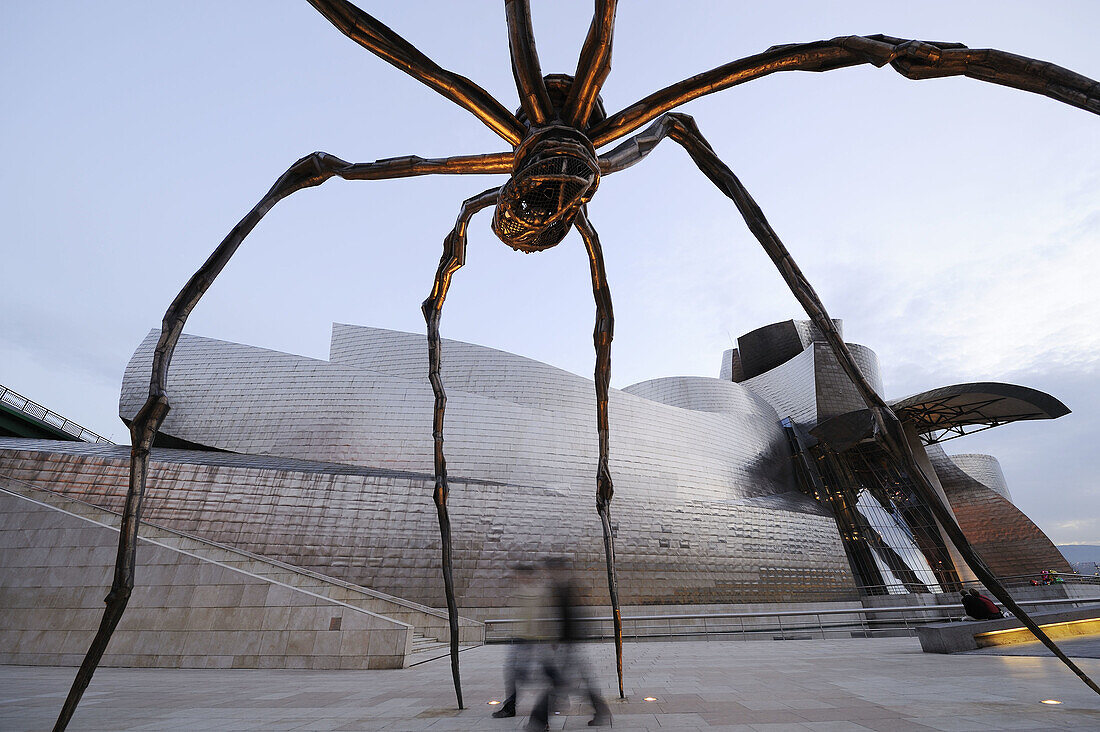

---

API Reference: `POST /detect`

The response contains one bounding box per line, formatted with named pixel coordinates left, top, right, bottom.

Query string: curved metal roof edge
left=888, top=381, right=1070, bottom=419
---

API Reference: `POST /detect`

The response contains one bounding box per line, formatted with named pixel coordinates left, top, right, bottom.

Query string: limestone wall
left=0, top=487, right=411, bottom=669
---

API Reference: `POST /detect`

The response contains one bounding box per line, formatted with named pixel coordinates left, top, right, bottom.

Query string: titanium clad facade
left=946, top=453, right=1012, bottom=501
left=104, top=323, right=859, bottom=608
left=0, top=438, right=851, bottom=609
left=721, top=319, right=1065, bottom=596
left=925, top=444, right=1070, bottom=577
left=2, top=317, right=1066, bottom=611
left=120, top=326, right=800, bottom=504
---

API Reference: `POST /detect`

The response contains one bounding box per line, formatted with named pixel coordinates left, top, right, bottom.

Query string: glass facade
left=783, top=419, right=961, bottom=596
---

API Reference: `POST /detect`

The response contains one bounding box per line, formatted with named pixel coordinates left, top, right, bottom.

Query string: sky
left=2, top=2, right=1098, bottom=544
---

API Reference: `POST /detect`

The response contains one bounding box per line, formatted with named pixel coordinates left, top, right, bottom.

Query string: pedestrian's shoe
left=492, top=696, right=516, bottom=718
left=588, top=712, right=612, bottom=726
left=492, top=694, right=517, bottom=718
left=524, top=720, right=550, bottom=732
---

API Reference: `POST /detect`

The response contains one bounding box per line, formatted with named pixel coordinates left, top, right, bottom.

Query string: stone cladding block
left=0, top=487, right=410, bottom=669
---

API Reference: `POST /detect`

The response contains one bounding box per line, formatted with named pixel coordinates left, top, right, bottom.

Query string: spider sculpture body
left=54, top=2, right=1100, bottom=729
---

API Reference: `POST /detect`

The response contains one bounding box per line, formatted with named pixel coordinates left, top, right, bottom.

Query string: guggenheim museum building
left=0, top=317, right=1072, bottom=621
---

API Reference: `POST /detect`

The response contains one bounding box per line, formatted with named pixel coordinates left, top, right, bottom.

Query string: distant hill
left=1058, top=545, right=1100, bottom=564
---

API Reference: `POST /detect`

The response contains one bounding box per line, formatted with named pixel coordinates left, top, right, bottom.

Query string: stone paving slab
left=3, top=638, right=1100, bottom=731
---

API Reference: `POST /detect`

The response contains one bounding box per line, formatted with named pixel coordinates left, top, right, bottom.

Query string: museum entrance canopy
left=888, top=382, right=1069, bottom=445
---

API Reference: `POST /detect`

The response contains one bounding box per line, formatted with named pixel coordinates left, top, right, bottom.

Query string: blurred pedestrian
left=492, top=564, right=545, bottom=719
left=526, top=558, right=611, bottom=730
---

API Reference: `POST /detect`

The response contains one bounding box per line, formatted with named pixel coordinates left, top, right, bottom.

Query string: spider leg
left=52, top=151, right=511, bottom=732
left=505, top=0, right=553, bottom=126
left=590, top=34, right=1099, bottom=147
left=606, top=111, right=1100, bottom=696
left=574, top=206, right=625, bottom=700
left=422, top=187, right=501, bottom=710
left=308, top=1, right=525, bottom=145
left=563, top=0, right=618, bottom=128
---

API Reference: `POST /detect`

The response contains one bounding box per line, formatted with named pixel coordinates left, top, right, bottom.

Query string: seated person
left=961, top=589, right=1003, bottom=620
left=969, top=588, right=1004, bottom=619
left=961, top=590, right=987, bottom=619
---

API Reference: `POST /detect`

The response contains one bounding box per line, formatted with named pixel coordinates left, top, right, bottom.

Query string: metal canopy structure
left=889, top=382, right=1070, bottom=444
left=0, top=385, right=113, bottom=445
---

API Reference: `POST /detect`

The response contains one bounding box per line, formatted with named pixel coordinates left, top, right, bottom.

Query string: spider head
left=492, top=125, right=600, bottom=252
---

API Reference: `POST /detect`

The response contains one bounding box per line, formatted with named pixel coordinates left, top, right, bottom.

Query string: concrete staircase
left=1, top=473, right=481, bottom=665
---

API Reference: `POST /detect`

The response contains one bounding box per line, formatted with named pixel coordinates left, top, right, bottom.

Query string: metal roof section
left=809, top=408, right=877, bottom=453
left=888, top=382, right=1070, bottom=444
left=734, top=318, right=844, bottom=381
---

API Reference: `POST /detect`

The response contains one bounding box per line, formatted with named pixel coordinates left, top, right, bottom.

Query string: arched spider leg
left=563, top=0, right=618, bottom=128
left=421, top=186, right=501, bottom=710
left=308, top=0, right=525, bottom=145
left=591, top=34, right=1099, bottom=147
left=505, top=0, right=554, bottom=126
left=574, top=206, right=625, bottom=700
left=52, top=151, right=511, bottom=732
left=600, top=112, right=1100, bottom=696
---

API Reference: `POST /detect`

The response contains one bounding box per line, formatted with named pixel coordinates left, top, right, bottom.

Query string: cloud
left=813, top=180, right=1100, bottom=391
left=1055, top=518, right=1099, bottom=534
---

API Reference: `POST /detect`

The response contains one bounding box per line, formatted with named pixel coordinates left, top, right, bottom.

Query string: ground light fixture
left=487, top=700, right=501, bottom=705
left=643, top=697, right=658, bottom=702
left=1040, top=699, right=1063, bottom=705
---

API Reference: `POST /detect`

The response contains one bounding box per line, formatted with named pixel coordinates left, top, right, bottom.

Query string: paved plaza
left=4, top=638, right=1100, bottom=731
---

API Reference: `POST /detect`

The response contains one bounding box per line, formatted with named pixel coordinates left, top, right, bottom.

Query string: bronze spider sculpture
left=55, top=1, right=1100, bottom=728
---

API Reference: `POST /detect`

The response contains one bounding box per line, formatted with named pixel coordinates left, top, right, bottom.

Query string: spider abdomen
left=492, top=124, right=600, bottom=252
